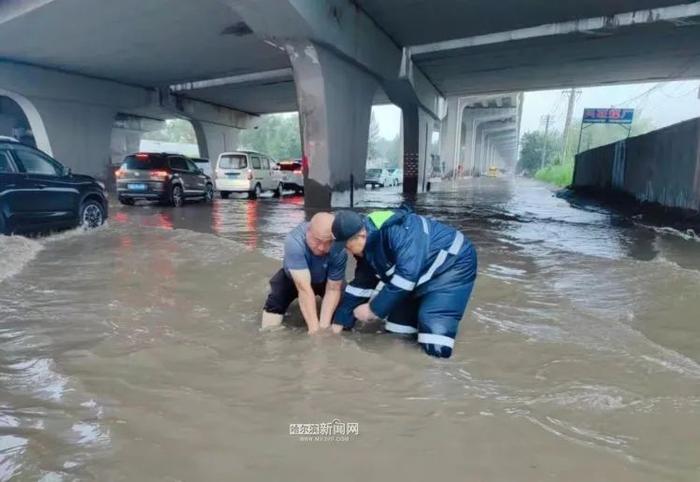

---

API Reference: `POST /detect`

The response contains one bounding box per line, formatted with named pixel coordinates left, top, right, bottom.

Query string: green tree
left=238, top=114, right=302, bottom=160
left=517, top=130, right=563, bottom=176
left=374, top=134, right=401, bottom=167
left=386, top=134, right=401, bottom=167
left=142, top=119, right=197, bottom=144
left=367, top=112, right=381, bottom=161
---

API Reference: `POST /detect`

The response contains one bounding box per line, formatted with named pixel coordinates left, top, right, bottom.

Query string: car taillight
left=293, top=169, right=302, bottom=175
left=150, top=170, right=170, bottom=180
left=247, top=169, right=253, bottom=180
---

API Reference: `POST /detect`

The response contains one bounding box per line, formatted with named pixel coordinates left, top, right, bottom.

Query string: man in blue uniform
left=330, top=207, right=477, bottom=358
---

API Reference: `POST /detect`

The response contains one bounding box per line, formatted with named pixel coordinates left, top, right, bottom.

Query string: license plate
left=128, top=183, right=147, bottom=191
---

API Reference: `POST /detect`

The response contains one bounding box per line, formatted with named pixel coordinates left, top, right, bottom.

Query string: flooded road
left=2, top=177, right=700, bottom=481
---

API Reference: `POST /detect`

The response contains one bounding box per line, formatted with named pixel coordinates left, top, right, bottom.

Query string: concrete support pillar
left=287, top=42, right=378, bottom=208
left=439, top=97, right=464, bottom=177
left=472, top=123, right=487, bottom=174
left=111, top=114, right=165, bottom=167
left=478, top=132, right=490, bottom=174
left=193, top=120, right=240, bottom=168
left=29, top=97, right=116, bottom=181
left=460, top=117, right=477, bottom=175
left=401, top=104, right=433, bottom=194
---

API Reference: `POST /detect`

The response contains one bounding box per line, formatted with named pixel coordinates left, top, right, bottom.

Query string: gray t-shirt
left=283, top=222, right=347, bottom=284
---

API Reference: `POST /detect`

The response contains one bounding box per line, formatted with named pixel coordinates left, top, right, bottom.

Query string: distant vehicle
left=365, top=168, right=391, bottom=188
left=487, top=166, right=500, bottom=177
left=0, top=139, right=108, bottom=235
left=215, top=151, right=283, bottom=199
left=116, top=152, right=214, bottom=207
left=191, top=157, right=212, bottom=177
left=387, top=168, right=403, bottom=186
left=277, top=159, right=304, bottom=194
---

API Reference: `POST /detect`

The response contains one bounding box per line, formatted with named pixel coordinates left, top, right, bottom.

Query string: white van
left=215, top=151, right=283, bottom=199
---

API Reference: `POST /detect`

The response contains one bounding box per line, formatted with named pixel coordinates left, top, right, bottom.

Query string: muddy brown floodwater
left=1, top=177, right=700, bottom=481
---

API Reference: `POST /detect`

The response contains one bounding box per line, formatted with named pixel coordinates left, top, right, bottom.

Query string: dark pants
left=263, top=269, right=327, bottom=315
left=384, top=243, right=477, bottom=358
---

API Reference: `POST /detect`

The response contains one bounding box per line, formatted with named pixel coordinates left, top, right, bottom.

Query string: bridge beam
left=226, top=0, right=446, bottom=205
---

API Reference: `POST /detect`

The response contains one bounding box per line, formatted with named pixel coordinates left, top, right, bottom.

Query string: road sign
left=576, top=108, right=635, bottom=154
left=582, top=108, right=634, bottom=125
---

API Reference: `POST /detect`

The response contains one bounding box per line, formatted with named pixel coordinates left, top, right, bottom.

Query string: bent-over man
left=330, top=207, right=477, bottom=358
left=262, top=212, right=347, bottom=333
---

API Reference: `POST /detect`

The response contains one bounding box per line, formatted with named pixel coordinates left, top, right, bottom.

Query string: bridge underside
left=1, top=0, right=699, bottom=206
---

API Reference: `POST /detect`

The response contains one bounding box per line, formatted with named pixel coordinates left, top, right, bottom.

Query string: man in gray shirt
left=261, top=212, right=347, bottom=333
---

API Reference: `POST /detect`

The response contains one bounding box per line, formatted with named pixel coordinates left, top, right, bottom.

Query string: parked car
left=365, top=168, right=391, bottom=188
left=215, top=151, right=283, bottom=199
left=387, top=168, right=403, bottom=186
left=191, top=157, right=212, bottom=177
left=277, top=159, right=304, bottom=194
left=116, top=152, right=214, bottom=207
left=0, top=138, right=108, bottom=235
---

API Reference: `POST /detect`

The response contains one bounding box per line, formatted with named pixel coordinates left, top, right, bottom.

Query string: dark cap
left=332, top=210, right=364, bottom=244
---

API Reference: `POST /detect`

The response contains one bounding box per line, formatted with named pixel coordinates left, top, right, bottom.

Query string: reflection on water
left=2, top=179, right=700, bottom=481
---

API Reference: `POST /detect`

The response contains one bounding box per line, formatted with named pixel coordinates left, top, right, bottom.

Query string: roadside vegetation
left=535, top=161, right=574, bottom=187
left=517, top=118, right=654, bottom=187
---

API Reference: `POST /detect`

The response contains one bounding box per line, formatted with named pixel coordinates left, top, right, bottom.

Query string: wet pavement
left=1, top=177, right=700, bottom=481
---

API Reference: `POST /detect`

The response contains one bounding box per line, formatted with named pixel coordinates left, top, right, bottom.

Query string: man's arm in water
left=289, top=269, right=320, bottom=333
left=319, top=279, right=342, bottom=329
left=331, top=256, right=378, bottom=334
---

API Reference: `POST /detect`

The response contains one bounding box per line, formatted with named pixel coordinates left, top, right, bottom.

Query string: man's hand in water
left=353, top=303, right=376, bottom=322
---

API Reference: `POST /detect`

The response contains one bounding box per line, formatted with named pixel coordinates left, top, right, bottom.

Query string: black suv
left=0, top=139, right=108, bottom=235
left=116, top=153, right=214, bottom=207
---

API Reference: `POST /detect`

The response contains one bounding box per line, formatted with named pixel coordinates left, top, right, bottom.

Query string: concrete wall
left=574, top=118, right=700, bottom=211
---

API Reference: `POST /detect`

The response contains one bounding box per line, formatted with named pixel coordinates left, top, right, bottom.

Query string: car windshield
left=123, top=155, right=167, bottom=170
left=219, top=154, right=247, bottom=169
left=367, top=169, right=381, bottom=176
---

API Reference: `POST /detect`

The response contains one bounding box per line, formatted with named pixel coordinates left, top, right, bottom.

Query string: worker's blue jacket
left=335, top=206, right=476, bottom=328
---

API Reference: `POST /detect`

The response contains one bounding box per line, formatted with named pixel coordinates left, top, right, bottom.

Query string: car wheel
left=119, top=196, right=135, bottom=206
left=204, top=184, right=214, bottom=203
left=80, top=199, right=105, bottom=229
left=220, top=191, right=230, bottom=199
left=171, top=184, right=184, bottom=207
left=273, top=183, right=283, bottom=198
left=248, top=183, right=261, bottom=199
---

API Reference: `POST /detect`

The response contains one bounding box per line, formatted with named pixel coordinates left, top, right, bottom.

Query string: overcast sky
left=371, top=80, right=700, bottom=140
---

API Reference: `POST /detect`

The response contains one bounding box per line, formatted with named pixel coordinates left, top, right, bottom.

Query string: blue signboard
left=583, top=108, right=634, bottom=125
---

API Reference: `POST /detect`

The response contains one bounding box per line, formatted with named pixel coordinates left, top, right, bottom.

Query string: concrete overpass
left=440, top=94, right=522, bottom=176
left=2, top=0, right=700, bottom=206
